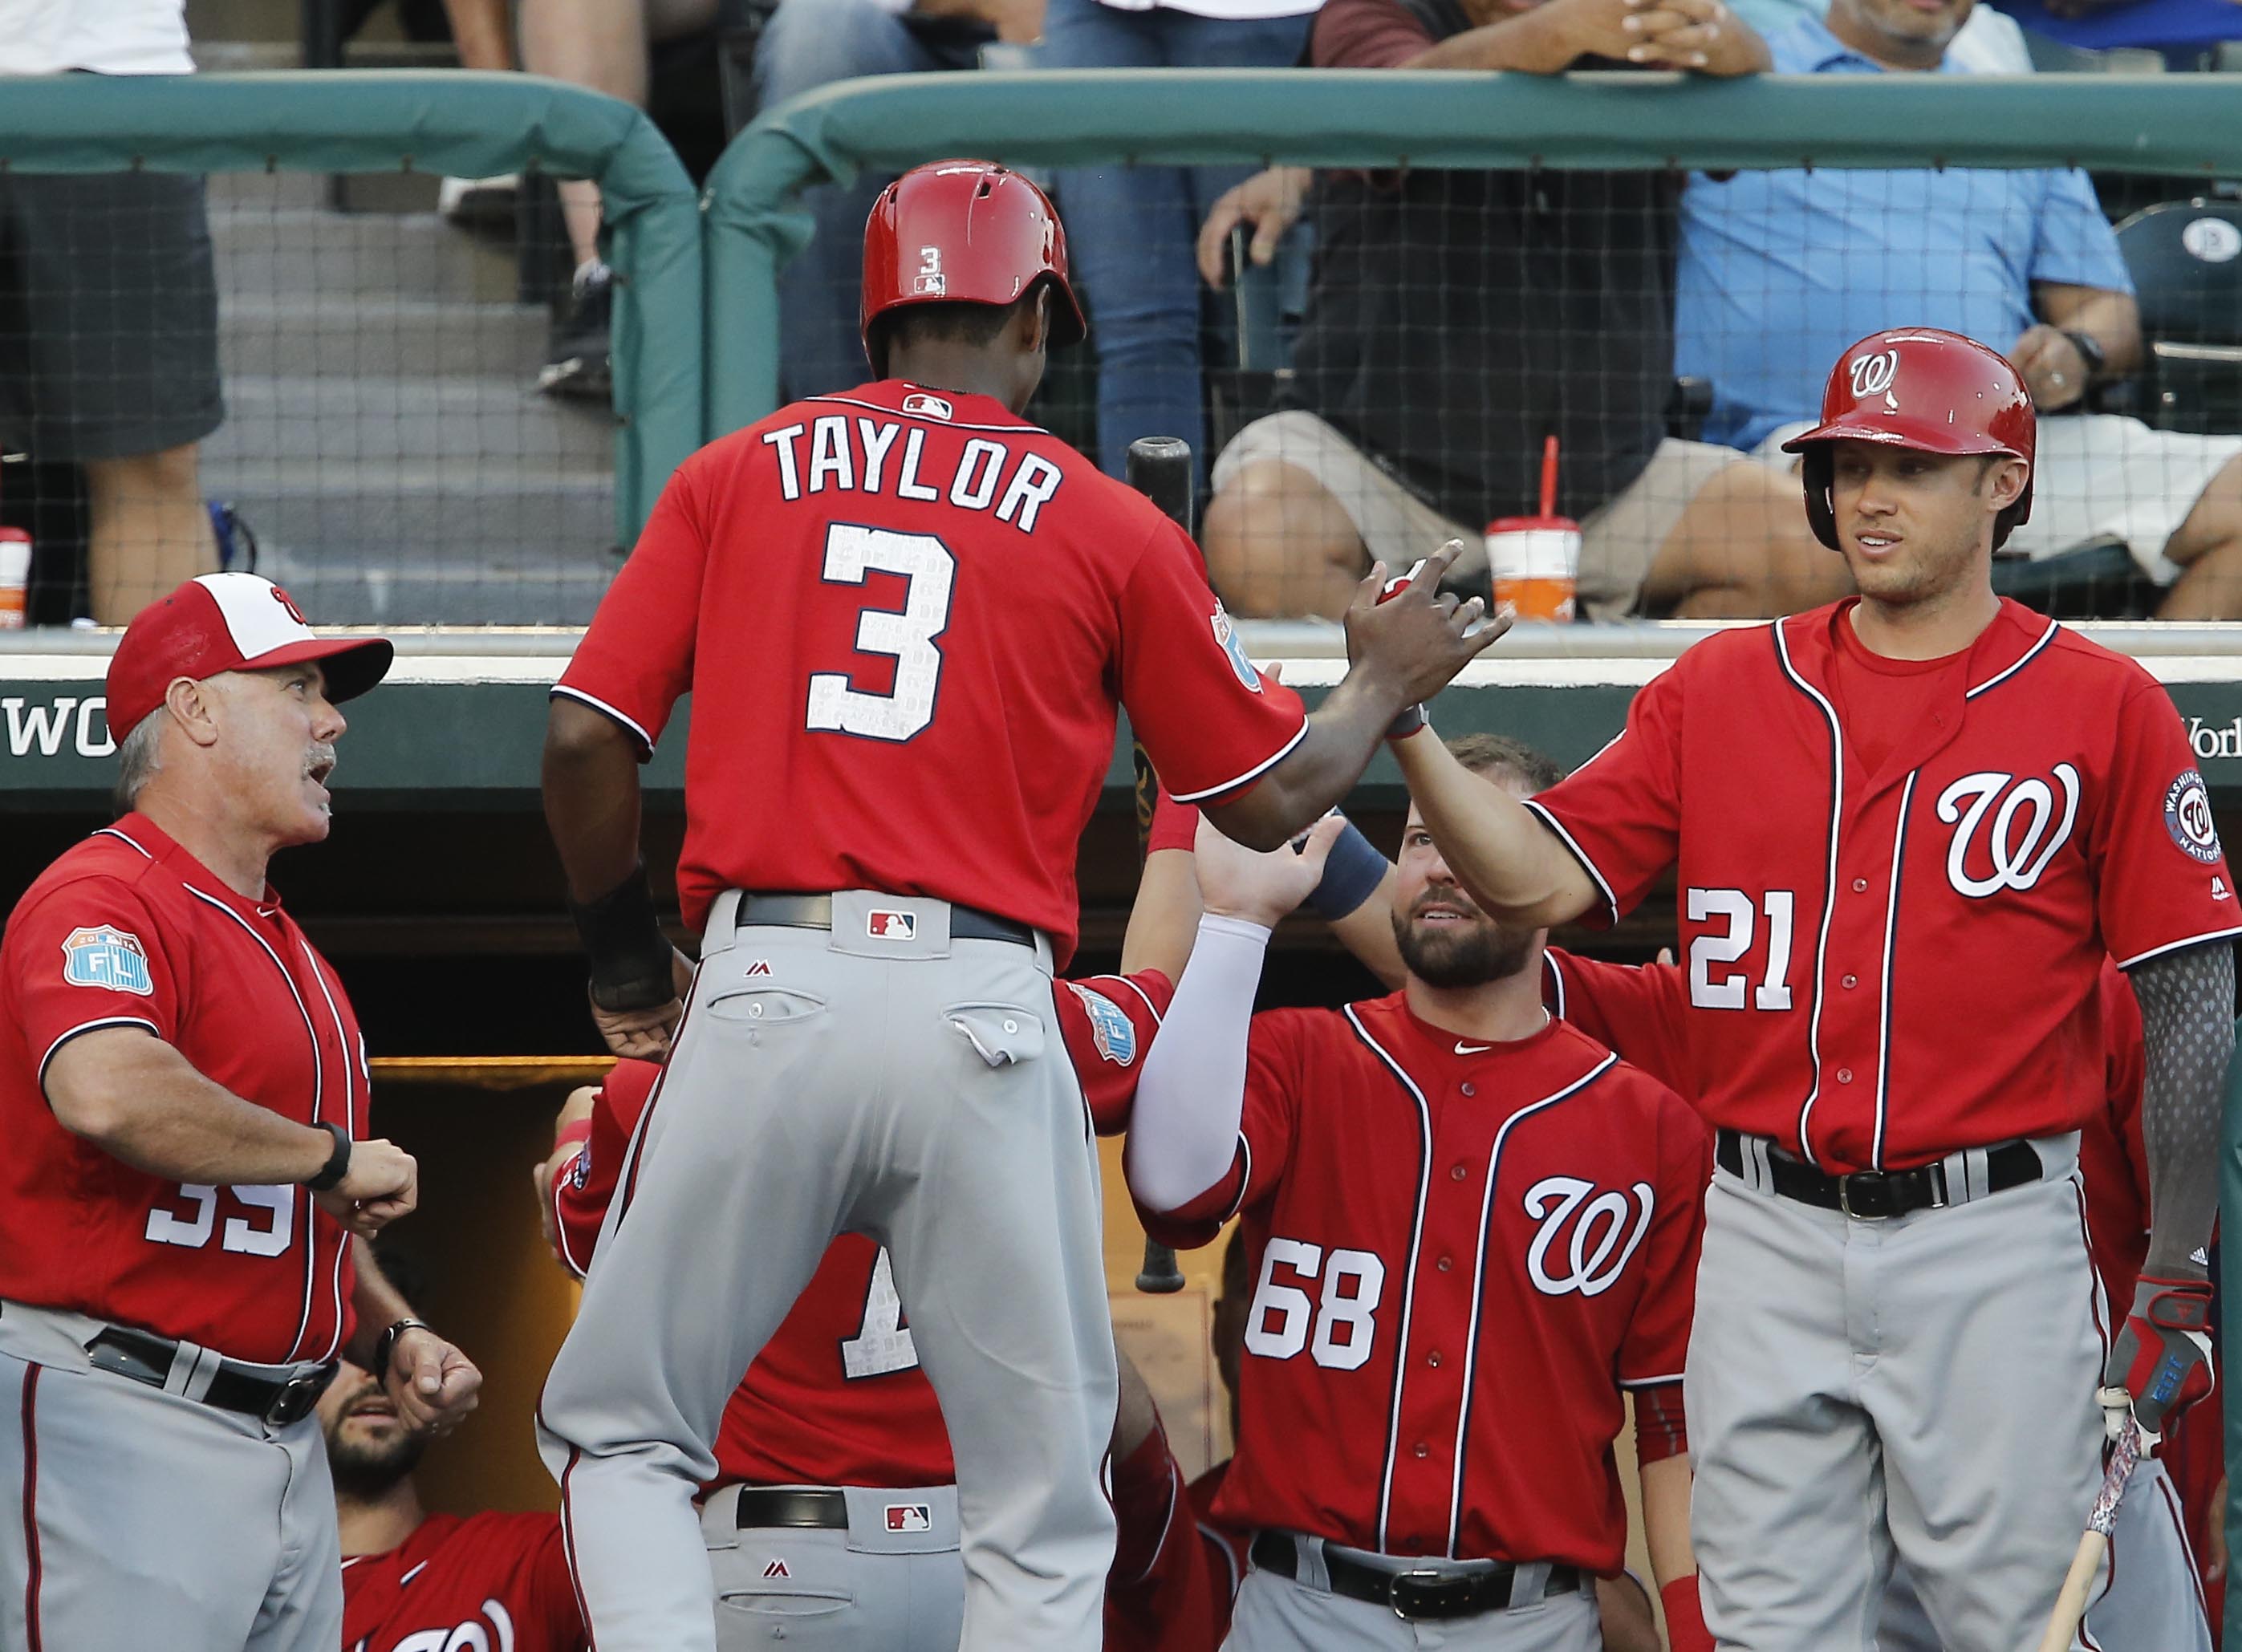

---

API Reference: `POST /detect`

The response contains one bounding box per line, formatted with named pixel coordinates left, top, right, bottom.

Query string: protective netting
left=0, top=166, right=614, bottom=627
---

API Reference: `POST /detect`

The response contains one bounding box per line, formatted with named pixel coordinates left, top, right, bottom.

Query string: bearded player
left=1127, top=735, right=1714, bottom=1650
left=1396, top=327, right=2235, bottom=1649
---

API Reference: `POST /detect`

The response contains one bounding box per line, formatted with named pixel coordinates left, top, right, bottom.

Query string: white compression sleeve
left=1123, top=913, right=1273, bottom=1213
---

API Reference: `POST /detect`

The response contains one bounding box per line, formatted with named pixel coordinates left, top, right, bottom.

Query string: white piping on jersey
left=554, top=1145, right=594, bottom=1280
left=296, top=935, right=360, bottom=1364
left=1198, top=1520, right=1243, bottom=1601
left=1079, top=972, right=1164, bottom=1027
left=547, top=684, right=654, bottom=753
left=1773, top=625, right=1843, bottom=1171
left=1964, top=619, right=2059, bottom=700
left=91, top=826, right=153, bottom=858
left=1617, top=1370, right=1685, bottom=1388
left=1521, top=798, right=1619, bottom=929
left=401, top=1559, right=432, bottom=1586
left=1217, top=1134, right=1255, bottom=1225
left=1870, top=772, right=1919, bottom=1172
left=1541, top=952, right=1568, bottom=1021
left=1115, top=1454, right=1184, bottom=1587
left=1168, top=720, right=1310, bottom=806
left=803, top=392, right=1038, bottom=437
left=1341, top=1004, right=1436, bottom=1555
left=36, top=1015, right=160, bottom=1090
left=1445, top=1052, right=1618, bottom=1559
left=2113, top=924, right=2242, bottom=971
left=182, top=885, right=330, bottom=1363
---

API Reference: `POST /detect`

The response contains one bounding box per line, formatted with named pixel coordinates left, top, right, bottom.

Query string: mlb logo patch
left=885, top=1504, right=932, bottom=1533
left=902, top=392, right=954, bottom=420
left=867, top=910, right=918, bottom=942
left=1066, top=984, right=1137, bottom=1066
left=60, top=926, right=154, bottom=996
left=1210, top=604, right=1262, bottom=693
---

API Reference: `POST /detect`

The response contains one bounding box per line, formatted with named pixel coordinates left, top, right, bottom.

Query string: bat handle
left=1136, top=1237, right=1185, bottom=1293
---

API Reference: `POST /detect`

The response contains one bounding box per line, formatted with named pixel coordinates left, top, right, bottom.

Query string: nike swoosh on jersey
left=1455, top=1041, right=1491, bottom=1055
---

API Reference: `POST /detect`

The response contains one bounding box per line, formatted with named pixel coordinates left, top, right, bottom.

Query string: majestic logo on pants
left=1935, top=765, right=2080, bottom=898
left=1522, top=1176, right=1655, bottom=1298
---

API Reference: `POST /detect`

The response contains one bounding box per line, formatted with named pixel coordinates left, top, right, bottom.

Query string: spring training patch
left=1066, top=983, right=1137, bottom=1065
left=1211, top=604, right=1262, bottom=693
left=60, top=926, right=154, bottom=996
left=2164, top=769, right=2223, bottom=864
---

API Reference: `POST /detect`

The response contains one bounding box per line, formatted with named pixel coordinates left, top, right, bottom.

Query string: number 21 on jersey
left=807, top=524, right=955, bottom=744
left=1687, top=887, right=1796, bottom=1011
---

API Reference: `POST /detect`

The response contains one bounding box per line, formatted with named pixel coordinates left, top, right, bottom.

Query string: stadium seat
left=2113, top=197, right=2242, bottom=436
left=1206, top=221, right=1312, bottom=457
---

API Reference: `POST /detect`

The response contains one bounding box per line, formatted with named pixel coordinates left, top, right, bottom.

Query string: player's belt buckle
left=262, top=1368, right=331, bottom=1427
left=1388, top=1568, right=1478, bottom=1621
left=1836, top=1172, right=1895, bottom=1220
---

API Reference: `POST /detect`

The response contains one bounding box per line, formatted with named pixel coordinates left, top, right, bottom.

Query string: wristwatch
left=304, top=1121, right=351, bottom=1193
left=373, top=1317, right=432, bottom=1376
left=2061, top=327, right=2107, bottom=382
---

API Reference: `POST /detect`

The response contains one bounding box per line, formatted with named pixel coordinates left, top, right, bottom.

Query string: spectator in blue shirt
left=1674, top=0, right=2242, bottom=615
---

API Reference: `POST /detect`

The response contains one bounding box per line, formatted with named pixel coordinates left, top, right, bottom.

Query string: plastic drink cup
left=0, top=528, right=29, bottom=630
left=1485, top=515, right=1579, bottom=623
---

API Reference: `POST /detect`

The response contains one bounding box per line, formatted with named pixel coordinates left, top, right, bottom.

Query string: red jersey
left=1105, top=1416, right=1222, bottom=1652
left=341, top=1512, right=582, bottom=1652
left=1527, top=599, right=2241, bottom=1175
left=1188, top=1461, right=1249, bottom=1643
left=1144, top=997, right=1709, bottom=1570
left=551, top=971, right=1172, bottom=1488
left=556, top=380, right=1306, bottom=963
left=0, top=816, right=365, bottom=1363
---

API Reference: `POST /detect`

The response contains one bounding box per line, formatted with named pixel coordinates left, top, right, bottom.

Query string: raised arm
left=1389, top=731, right=1598, bottom=927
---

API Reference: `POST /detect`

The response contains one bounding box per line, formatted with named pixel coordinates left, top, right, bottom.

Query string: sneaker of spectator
left=1198, top=0, right=1847, bottom=622
left=1034, top=0, right=1322, bottom=485
left=538, top=258, right=614, bottom=400
left=756, top=0, right=1047, bottom=402
left=0, top=0, right=221, bottom=624
left=1672, top=0, right=2242, bottom=617
left=437, top=172, right=522, bottom=229
left=436, top=0, right=522, bottom=231
left=518, top=0, right=721, bottom=400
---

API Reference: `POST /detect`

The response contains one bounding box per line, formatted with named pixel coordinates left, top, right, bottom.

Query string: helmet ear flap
left=1800, top=448, right=1839, bottom=552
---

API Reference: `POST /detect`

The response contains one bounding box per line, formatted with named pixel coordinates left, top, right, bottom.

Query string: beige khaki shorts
left=1211, top=409, right=1741, bottom=619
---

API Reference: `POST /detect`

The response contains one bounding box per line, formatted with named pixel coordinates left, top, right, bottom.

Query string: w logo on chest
left=1935, top=765, right=2080, bottom=899
left=1522, top=1176, right=1655, bottom=1298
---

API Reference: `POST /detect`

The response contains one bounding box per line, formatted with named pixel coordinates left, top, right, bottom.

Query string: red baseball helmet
left=860, top=160, right=1087, bottom=375
left=1782, top=327, right=2035, bottom=551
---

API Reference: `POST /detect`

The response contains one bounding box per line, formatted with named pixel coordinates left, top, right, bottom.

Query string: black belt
left=1715, top=1129, right=2042, bottom=1220
left=734, top=1486, right=851, bottom=1530
left=737, top=894, right=1035, bottom=949
left=1249, top=1531, right=1581, bottom=1622
left=84, top=1326, right=335, bottom=1427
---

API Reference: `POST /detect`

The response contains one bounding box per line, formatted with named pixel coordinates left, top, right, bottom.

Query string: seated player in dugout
left=1191, top=0, right=1850, bottom=623
left=532, top=822, right=1237, bottom=1652
left=323, top=1251, right=586, bottom=1652
left=1126, top=737, right=1716, bottom=1652
left=1671, top=0, right=2242, bottom=618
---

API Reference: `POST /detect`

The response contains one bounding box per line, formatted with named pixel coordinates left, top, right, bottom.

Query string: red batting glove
left=2101, top=1274, right=2216, bottom=1452
left=1661, top=1574, right=1716, bottom=1652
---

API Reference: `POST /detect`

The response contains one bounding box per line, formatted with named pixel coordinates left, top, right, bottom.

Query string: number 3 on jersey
left=841, top=1246, right=920, bottom=1378
left=807, top=525, right=955, bottom=743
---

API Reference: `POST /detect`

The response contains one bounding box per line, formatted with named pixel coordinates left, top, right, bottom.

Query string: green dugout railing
left=0, top=71, right=703, bottom=542
left=704, top=68, right=2242, bottom=434
left=700, top=67, right=2242, bottom=1639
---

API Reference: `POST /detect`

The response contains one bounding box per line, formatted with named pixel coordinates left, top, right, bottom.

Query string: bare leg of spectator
left=1201, top=459, right=1371, bottom=619
left=2153, top=454, right=2242, bottom=620
left=86, top=444, right=218, bottom=625
left=441, top=0, right=514, bottom=70
left=1641, top=461, right=1854, bottom=619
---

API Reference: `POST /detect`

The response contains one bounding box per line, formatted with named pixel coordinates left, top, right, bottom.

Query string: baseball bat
left=2033, top=1418, right=2142, bottom=1652
left=1125, top=436, right=1193, bottom=1296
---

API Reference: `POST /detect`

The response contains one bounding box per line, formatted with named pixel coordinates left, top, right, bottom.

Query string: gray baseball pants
left=706, top=1482, right=965, bottom=1650
left=1685, top=1139, right=2106, bottom=1652
left=1223, top=1536, right=1600, bottom=1651
left=538, top=891, right=1118, bottom=1652
left=0, top=1301, right=341, bottom=1650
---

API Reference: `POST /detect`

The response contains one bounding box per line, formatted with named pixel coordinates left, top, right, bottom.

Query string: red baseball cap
left=105, top=574, right=394, bottom=739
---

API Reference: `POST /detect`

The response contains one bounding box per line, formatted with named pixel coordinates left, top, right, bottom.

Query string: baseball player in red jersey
left=534, top=156, right=1501, bottom=1652
left=1127, top=736, right=1715, bottom=1651
left=1396, top=328, right=2238, bottom=1650
left=1544, top=949, right=2216, bottom=1650
left=0, top=573, right=481, bottom=1650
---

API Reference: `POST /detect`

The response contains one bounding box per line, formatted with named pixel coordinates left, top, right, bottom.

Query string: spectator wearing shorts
left=0, top=0, right=221, bottom=623
left=1035, top=0, right=1322, bottom=484
left=1673, top=0, right=2242, bottom=616
left=754, top=0, right=1046, bottom=402
left=1198, top=0, right=1846, bottom=622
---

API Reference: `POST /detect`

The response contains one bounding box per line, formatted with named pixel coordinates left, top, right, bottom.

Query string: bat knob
left=1135, top=1266, right=1186, bottom=1294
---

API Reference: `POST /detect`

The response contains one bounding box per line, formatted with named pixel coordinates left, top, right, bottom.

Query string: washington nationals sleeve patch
left=2163, top=770, right=2223, bottom=864
left=1210, top=604, right=1264, bottom=694
left=59, top=926, right=156, bottom=996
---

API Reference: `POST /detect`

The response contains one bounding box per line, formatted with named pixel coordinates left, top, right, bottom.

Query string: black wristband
left=373, top=1317, right=432, bottom=1376
left=305, top=1121, right=351, bottom=1192
left=567, top=861, right=675, bottom=1013
left=2061, top=327, right=2108, bottom=381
